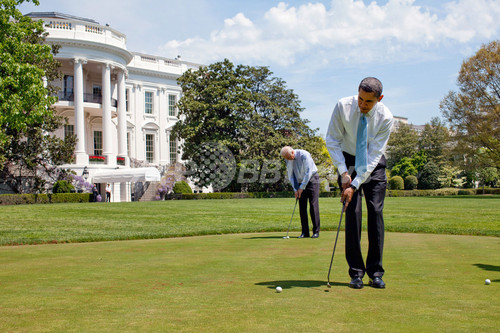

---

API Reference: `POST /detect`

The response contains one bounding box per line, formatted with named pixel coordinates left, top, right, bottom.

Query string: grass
left=0, top=196, right=499, bottom=245
left=0, top=232, right=498, bottom=332
left=0, top=196, right=499, bottom=332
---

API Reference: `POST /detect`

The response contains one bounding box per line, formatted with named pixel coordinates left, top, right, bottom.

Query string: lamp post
left=82, top=166, right=89, bottom=181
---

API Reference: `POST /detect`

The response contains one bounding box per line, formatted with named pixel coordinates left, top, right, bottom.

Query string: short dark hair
left=358, top=77, right=383, bottom=98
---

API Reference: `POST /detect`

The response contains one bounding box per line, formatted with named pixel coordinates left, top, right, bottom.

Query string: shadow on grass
left=255, top=280, right=349, bottom=290
left=474, top=263, right=500, bottom=282
left=243, top=236, right=291, bottom=239
left=473, top=263, right=500, bottom=272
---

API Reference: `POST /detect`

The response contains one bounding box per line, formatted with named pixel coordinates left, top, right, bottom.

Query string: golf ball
left=485, top=279, right=491, bottom=285
left=276, top=286, right=282, bottom=293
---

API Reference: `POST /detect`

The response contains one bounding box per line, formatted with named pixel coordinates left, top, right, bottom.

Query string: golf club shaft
left=327, top=202, right=345, bottom=285
left=285, top=198, right=298, bottom=237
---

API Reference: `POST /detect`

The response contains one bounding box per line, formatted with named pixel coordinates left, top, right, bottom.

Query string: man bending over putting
left=281, top=146, right=320, bottom=238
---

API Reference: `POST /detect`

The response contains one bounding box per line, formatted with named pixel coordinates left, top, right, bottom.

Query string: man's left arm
left=299, top=154, right=316, bottom=190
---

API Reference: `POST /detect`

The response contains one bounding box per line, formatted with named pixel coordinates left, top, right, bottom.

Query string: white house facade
left=26, top=12, right=201, bottom=202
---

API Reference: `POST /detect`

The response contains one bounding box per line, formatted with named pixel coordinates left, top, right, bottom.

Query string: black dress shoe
left=297, top=234, right=310, bottom=238
left=349, top=277, right=363, bottom=289
left=369, top=277, right=386, bottom=289
left=311, top=233, right=319, bottom=238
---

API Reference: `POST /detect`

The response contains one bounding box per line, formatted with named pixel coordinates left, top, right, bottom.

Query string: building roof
left=25, top=12, right=99, bottom=24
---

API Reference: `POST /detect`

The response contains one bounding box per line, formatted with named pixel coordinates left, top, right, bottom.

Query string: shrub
left=389, top=176, right=404, bottom=190
left=53, top=180, right=74, bottom=194
left=404, top=175, right=418, bottom=190
left=419, top=162, right=441, bottom=189
left=173, top=181, right=193, bottom=194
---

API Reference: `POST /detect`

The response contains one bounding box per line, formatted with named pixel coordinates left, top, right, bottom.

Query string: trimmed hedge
left=0, top=193, right=92, bottom=205
left=171, top=191, right=339, bottom=200
left=386, top=188, right=500, bottom=197
left=1, top=188, right=499, bottom=205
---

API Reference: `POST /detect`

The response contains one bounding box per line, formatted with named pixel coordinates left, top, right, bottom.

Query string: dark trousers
left=338, top=153, right=387, bottom=279
left=299, top=173, right=320, bottom=236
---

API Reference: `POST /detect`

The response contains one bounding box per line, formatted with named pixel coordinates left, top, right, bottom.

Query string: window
left=145, top=91, right=153, bottom=114
left=93, top=131, right=103, bottom=156
left=63, top=75, right=73, bottom=99
left=168, top=94, right=177, bottom=117
left=64, top=124, right=74, bottom=140
left=169, top=133, right=177, bottom=163
left=93, top=85, right=102, bottom=103
left=125, top=89, right=129, bottom=112
left=146, top=134, right=154, bottom=163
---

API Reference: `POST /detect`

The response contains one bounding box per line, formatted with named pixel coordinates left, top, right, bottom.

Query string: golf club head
left=327, top=282, right=331, bottom=288
left=282, top=236, right=290, bottom=239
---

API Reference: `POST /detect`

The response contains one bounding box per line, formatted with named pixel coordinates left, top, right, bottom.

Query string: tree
left=440, top=40, right=500, bottom=170
left=0, top=0, right=76, bottom=193
left=173, top=59, right=318, bottom=192
left=418, top=117, right=450, bottom=166
left=386, top=122, right=419, bottom=169
left=390, top=157, right=418, bottom=179
left=418, top=162, right=441, bottom=190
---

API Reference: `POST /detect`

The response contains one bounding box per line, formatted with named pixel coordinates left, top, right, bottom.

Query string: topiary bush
left=418, top=162, right=441, bottom=189
left=52, top=180, right=74, bottom=194
left=389, top=176, right=404, bottom=190
left=173, top=180, right=193, bottom=194
left=404, top=175, right=418, bottom=190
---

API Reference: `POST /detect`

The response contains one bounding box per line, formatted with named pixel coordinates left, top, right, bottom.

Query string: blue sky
left=19, top=0, right=500, bottom=136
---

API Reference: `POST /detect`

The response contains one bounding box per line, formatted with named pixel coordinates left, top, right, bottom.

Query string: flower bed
left=89, top=155, right=105, bottom=164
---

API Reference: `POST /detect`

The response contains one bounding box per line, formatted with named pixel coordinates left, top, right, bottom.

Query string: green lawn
left=0, top=196, right=499, bottom=332
left=0, top=232, right=498, bottom=332
left=0, top=196, right=499, bottom=245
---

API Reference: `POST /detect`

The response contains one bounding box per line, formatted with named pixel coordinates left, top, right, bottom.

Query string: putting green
left=0, top=231, right=498, bottom=332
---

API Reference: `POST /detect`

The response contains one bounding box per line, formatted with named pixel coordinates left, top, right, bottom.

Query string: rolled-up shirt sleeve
left=326, top=101, right=348, bottom=176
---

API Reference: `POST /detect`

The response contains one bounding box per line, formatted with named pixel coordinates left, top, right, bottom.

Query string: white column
left=117, top=69, right=129, bottom=166
left=102, top=63, right=115, bottom=166
left=74, top=58, right=88, bottom=165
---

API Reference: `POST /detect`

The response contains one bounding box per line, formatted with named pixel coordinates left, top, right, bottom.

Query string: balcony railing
left=55, top=92, right=118, bottom=107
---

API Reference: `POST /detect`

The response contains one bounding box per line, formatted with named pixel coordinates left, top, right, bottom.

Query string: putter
left=326, top=201, right=346, bottom=288
left=283, top=198, right=298, bottom=239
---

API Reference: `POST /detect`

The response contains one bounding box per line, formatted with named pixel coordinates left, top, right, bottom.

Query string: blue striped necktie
left=355, top=115, right=368, bottom=175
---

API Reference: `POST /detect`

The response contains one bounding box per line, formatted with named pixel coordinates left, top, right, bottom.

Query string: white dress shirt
left=326, top=95, right=393, bottom=189
left=286, top=149, right=318, bottom=191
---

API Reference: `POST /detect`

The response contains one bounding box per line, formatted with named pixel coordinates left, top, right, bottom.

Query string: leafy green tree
left=386, top=122, right=419, bottom=169
left=418, top=117, right=450, bottom=166
left=418, top=162, right=441, bottom=189
left=52, top=180, right=74, bottom=193
left=440, top=40, right=500, bottom=170
left=477, top=166, right=499, bottom=188
left=0, top=0, right=75, bottom=193
left=390, top=157, right=418, bottom=178
left=173, top=59, right=318, bottom=192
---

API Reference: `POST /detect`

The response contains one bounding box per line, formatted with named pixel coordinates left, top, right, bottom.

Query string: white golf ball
left=485, top=279, right=491, bottom=285
left=276, top=286, right=282, bottom=293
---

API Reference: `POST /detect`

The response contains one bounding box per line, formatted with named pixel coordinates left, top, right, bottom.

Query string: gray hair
left=359, top=77, right=383, bottom=98
left=280, top=146, right=293, bottom=158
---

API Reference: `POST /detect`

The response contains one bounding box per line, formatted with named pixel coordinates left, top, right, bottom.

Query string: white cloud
left=158, top=0, right=500, bottom=68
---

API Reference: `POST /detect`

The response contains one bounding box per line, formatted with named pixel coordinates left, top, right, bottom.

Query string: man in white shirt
left=326, top=77, right=393, bottom=289
left=281, top=146, right=321, bottom=238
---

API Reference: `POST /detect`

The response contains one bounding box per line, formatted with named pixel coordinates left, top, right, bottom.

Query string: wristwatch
left=349, top=185, right=357, bottom=192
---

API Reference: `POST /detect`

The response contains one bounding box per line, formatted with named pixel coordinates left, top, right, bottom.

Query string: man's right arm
left=326, top=101, right=348, bottom=177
